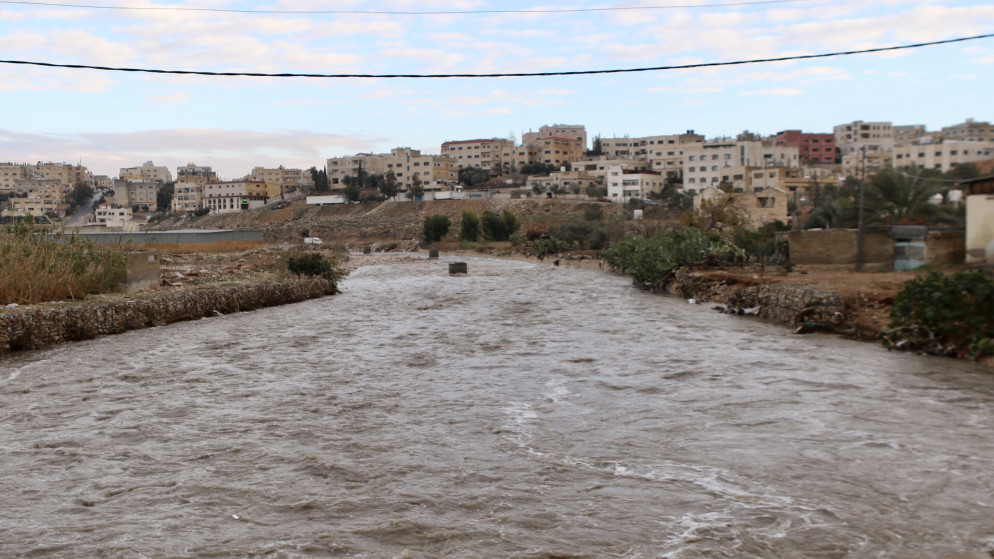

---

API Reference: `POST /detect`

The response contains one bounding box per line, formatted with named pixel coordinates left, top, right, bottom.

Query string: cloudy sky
left=1, top=0, right=992, bottom=179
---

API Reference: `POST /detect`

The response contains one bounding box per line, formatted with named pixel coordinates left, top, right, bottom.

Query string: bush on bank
left=601, top=229, right=745, bottom=291
left=0, top=218, right=128, bottom=305
left=286, top=252, right=344, bottom=282
left=881, top=270, right=994, bottom=359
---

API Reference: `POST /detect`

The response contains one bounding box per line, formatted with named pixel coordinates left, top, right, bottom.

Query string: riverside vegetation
left=1, top=218, right=128, bottom=305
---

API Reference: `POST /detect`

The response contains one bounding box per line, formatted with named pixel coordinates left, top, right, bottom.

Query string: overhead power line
left=0, top=0, right=812, bottom=15
left=1, top=33, right=991, bottom=79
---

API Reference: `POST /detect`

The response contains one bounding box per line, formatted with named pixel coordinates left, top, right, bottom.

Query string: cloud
left=148, top=92, right=190, bottom=105
left=0, top=128, right=386, bottom=179
left=739, top=88, right=804, bottom=96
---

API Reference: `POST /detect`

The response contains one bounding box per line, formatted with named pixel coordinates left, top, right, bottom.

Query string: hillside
left=148, top=198, right=681, bottom=247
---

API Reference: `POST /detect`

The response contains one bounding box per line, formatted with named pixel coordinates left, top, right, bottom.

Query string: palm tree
left=867, top=167, right=960, bottom=225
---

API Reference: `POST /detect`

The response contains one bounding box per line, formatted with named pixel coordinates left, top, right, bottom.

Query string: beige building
left=326, top=148, right=457, bottom=193
left=834, top=121, right=894, bottom=156
left=892, top=140, right=994, bottom=173
left=171, top=181, right=203, bottom=212
left=0, top=163, right=30, bottom=194
left=522, top=124, right=587, bottom=150
left=941, top=118, right=994, bottom=143
left=440, top=138, right=515, bottom=173
left=176, top=163, right=217, bottom=185
left=695, top=185, right=790, bottom=229
left=841, top=150, right=892, bottom=179
left=120, top=161, right=172, bottom=183
left=682, top=140, right=799, bottom=192
left=248, top=166, right=304, bottom=189
left=115, top=179, right=159, bottom=210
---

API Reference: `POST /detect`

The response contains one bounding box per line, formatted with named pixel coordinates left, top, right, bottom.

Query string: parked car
left=596, top=197, right=611, bottom=203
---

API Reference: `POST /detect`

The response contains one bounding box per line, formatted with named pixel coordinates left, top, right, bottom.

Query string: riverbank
left=0, top=277, right=337, bottom=353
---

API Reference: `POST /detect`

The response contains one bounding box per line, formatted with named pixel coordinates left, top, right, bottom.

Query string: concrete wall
left=925, top=229, right=966, bottom=266
left=123, top=250, right=160, bottom=293
left=966, top=194, right=994, bottom=263
left=71, top=230, right=264, bottom=254
left=785, top=229, right=893, bottom=268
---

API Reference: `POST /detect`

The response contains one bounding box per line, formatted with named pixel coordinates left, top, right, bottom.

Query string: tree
left=343, top=183, right=361, bottom=202
left=458, top=166, right=490, bottom=186
left=68, top=182, right=94, bottom=210
left=309, top=167, right=330, bottom=192
left=408, top=174, right=425, bottom=200
left=480, top=210, right=520, bottom=242
left=867, top=167, right=957, bottom=224
left=460, top=209, right=480, bottom=241
left=681, top=193, right=742, bottom=233
left=156, top=181, right=175, bottom=212
left=423, top=214, right=451, bottom=243
left=380, top=171, right=399, bottom=200
left=519, top=162, right=557, bottom=176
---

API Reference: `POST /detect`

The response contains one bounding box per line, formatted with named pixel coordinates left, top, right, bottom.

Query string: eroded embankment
left=670, top=269, right=850, bottom=335
left=0, top=278, right=337, bottom=353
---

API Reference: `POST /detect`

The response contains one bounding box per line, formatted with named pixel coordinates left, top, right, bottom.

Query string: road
left=64, top=192, right=101, bottom=227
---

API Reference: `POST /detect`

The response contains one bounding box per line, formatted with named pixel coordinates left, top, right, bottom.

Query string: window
left=757, top=197, right=775, bottom=208
left=689, top=155, right=696, bottom=161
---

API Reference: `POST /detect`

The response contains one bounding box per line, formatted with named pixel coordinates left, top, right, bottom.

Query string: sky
left=1, top=0, right=993, bottom=180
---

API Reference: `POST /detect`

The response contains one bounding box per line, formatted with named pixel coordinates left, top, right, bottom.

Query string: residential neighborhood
left=2, top=117, right=993, bottom=263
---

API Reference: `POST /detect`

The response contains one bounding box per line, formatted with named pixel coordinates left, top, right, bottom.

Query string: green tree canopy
left=423, top=214, right=451, bottom=243
left=459, top=209, right=480, bottom=242
left=458, top=167, right=490, bottom=187
left=380, top=171, right=399, bottom=200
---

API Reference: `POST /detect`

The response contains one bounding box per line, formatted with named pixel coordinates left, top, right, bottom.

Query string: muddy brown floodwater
left=2, top=255, right=993, bottom=558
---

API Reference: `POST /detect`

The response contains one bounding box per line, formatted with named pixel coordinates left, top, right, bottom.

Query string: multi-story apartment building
left=681, top=139, right=799, bottom=192
left=595, top=132, right=705, bottom=180
left=171, top=181, right=203, bottom=213
left=326, top=148, right=457, bottom=192
left=440, top=138, right=515, bottom=173
left=176, top=163, right=217, bottom=185
left=833, top=121, right=894, bottom=155
left=521, top=124, right=587, bottom=150
left=120, top=161, right=172, bottom=183
left=0, top=163, right=29, bottom=194
left=248, top=166, right=304, bottom=189
left=773, top=130, right=836, bottom=164
left=93, top=204, right=132, bottom=227
left=203, top=180, right=268, bottom=214
left=941, top=118, right=994, bottom=143
left=892, top=140, right=994, bottom=173
left=605, top=166, right=666, bottom=202
left=113, top=179, right=160, bottom=210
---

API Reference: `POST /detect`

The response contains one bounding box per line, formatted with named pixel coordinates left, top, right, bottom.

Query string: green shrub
left=601, top=229, right=745, bottom=290
left=286, top=253, right=342, bottom=281
left=551, top=221, right=608, bottom=250
left=459, top=209, right=480, bottom=242
left=881, top=270, right=994, bottom=359
left=480, top=210, right=519, bottom=242
left=423, top=214, right=451, bottom=244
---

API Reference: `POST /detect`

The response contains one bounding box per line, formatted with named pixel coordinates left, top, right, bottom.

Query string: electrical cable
left=2, top=33, right=991, bottom=79
left=0, top=0, right=814, bottom=15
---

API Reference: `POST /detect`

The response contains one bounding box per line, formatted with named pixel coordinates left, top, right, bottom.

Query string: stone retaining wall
left=0, top=278, right=337, bottom=353
left=670, top=270, right=847, bottom=332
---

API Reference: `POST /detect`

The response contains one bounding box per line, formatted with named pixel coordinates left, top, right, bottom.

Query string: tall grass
left=0, top=219, right=128, bottom=304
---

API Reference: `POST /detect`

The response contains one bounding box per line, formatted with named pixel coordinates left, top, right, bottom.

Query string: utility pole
left=856, top=146, right=866, bottom=272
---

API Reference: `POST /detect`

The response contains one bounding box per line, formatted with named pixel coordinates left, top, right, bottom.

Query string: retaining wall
left=0, top=278, right=337, bottom=353
left=670, top=270, right=847, bottom=332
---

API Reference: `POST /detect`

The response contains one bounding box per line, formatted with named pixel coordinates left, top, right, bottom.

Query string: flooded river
left=2, top=255, right=993, bottom=558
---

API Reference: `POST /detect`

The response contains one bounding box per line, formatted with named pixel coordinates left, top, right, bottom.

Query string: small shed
left=961, top=174, right=994, bottom=264
left=891, top=226, right=965, bottom=271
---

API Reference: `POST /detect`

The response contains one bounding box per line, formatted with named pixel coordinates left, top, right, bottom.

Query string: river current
left=2, top=255, right=993, bottom=558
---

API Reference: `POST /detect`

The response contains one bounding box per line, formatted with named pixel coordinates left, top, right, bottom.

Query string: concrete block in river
left=449, top=262, right=468, bottom=274
left=362, top=246, right=372, bottom=254
left=428, top=249, right=439, bottom=259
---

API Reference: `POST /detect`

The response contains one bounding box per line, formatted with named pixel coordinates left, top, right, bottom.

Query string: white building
left=171, top=181, right=203, bottom=212
left=605, top=166, right=666, bottom=202
left=892, top=140, right=994, bottom=173
left=93, top=204, right=132, bottom=227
